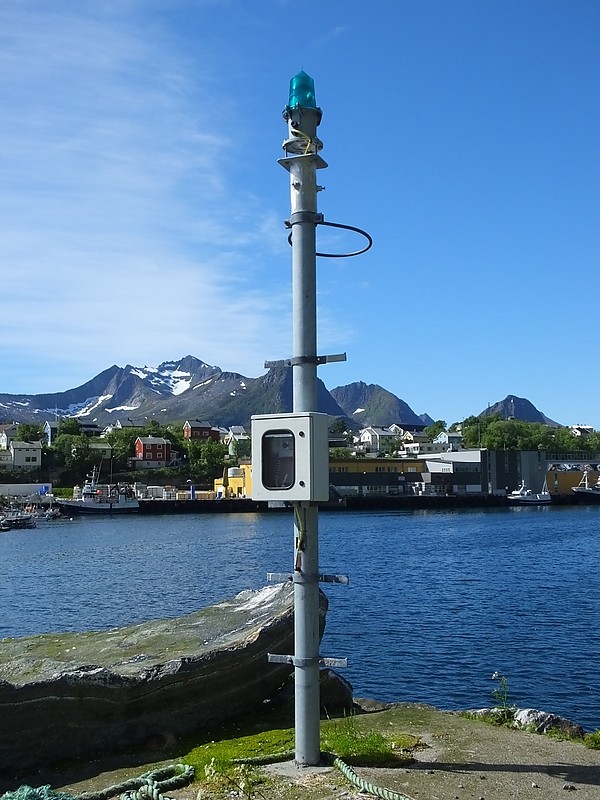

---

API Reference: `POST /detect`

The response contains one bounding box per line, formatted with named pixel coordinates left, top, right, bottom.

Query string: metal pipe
left=281, top=77, right=325, bottom=766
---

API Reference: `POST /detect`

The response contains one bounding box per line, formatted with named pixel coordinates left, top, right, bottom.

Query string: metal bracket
left=264, top=352, right=346, bottom=369
left=278, top=154, right=328, bottom=172
left=284, top=211, right=324, bottom=228
left=267, top=572, right=349, bottom=585
left=268, top=653, right=348, bottom=668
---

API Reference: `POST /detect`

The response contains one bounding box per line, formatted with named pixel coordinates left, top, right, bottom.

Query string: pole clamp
left=285, top=212, right=324, bottom=228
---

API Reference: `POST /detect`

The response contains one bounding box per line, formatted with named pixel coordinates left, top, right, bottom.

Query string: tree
left=52, top=433, right=97, bottom=474
left=329, top=417, right=350, bottom=435
left=16, top=423, right=45, bottom=442
left=424, top=420, right=446, bottom=441
left=546, top=426, right=588, bottom=453
left=329, top=447, right=356, bottom=460
left=143, top=420, right=163, bottom=436
left=230, top=437, right=251, bottom=460
left=458, top=414, right=600, bottom=453
left=58, top=419, right=82, bottom=436
left=106, top=429, right=139, bottom=470
left=197, top=440, right=228, bottom=485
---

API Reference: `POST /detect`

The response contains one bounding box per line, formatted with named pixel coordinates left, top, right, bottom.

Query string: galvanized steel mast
left=279, top=70, right=326, bottom=766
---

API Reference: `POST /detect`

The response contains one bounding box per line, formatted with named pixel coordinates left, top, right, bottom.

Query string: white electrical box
left=251, top=412, right=330, bottom=502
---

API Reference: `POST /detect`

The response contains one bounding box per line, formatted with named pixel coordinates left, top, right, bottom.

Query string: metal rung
left=267, top=572, right=293, bottom=583
left=265, top=352, right=346, bottom=369
left=319, top=574, right=349, bottom=585
left=321, top=657, right=348, bottom=668
left=267, top=572, right=349, bottom=585
left=268, top=653, right=348, bottom=668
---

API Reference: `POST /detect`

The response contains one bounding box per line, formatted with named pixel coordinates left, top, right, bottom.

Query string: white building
left=354, top=426, right=398, bottom=455
left=10, top=441, right=43, bottom=471
left=433, top=431, right=464, bottom=451
left=0, top=424, right=19, bottom=450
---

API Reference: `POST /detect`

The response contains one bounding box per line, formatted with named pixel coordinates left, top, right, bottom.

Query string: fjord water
left=1, top=506, right=598, bottom=731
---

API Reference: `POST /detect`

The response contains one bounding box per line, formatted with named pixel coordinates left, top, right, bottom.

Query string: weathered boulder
left=512, top=708, right=585, bottom=738
left=0, top=583, right=328, bottom=771
left=465, top=707, right=585, bottom=738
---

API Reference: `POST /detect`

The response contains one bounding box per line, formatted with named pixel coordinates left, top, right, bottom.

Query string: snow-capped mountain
left=0, top=356, right=346, bottom=426
left=0, top=357, right=562, bottom=430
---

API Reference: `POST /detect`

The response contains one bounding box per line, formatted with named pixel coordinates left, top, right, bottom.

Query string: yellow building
left=213, top=463, right=253, bottom=498
left=546, top=468, right=600, bottom=496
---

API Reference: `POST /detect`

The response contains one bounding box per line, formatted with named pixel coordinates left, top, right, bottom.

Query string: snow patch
left=105, top=404, right=140, bottom=413
left=130, top=364, right=200, bottom=396
left=354, top=408, right=366, bottom=414
left=171, top=379, right=192, bottom=395
left=73, top=395, right=113, bottom=417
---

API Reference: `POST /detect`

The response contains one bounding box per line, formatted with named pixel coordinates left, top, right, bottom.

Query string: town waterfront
left=1, top=505, right=598, bottom=731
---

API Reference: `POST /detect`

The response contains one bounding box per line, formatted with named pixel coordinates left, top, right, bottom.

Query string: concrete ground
left=3, top=703, right=600, bottom=800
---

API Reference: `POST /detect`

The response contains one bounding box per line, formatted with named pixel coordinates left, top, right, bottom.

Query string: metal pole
left=281, top=74, right=326, bottom=766
left=290, top=154, right=318, bottom=413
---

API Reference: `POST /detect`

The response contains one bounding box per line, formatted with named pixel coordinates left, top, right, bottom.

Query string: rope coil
left=3, top=764, right=195, bottom=800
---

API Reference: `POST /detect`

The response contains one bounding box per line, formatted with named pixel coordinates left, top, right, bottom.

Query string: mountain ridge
left=479, top=395, right=560, bottom=427
left=330, top=381, right=425, bottom=429
left=0, top=356, right=561, bottom=429
left=0, top=357, right=347, bottom=428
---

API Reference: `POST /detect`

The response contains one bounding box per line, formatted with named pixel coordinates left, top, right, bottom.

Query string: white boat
left=0, top=509, right=37, bottom=529
left=57, top=467, right=139, bottom=514
left=572, top=471, right=600, bottom=499
left=508, top=480, right=552, bottom=505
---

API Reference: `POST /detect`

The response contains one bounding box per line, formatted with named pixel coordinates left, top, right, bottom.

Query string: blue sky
left=2, top=1, right=599, bottom=427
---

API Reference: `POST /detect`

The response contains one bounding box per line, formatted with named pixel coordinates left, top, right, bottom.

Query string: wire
left=287, top=219, right=373, bottom=258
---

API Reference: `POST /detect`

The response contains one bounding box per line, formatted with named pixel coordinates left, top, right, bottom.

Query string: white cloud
left=0, top=1, right=291, bottom=392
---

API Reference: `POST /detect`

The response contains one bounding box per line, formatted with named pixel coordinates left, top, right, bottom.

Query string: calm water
left=1, top=506, right=599, bottom=731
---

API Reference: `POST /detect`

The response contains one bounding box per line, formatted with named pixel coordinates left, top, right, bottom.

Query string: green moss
left=182, top=714, right=417, bottom=781
left=184, top=727, right=295, bottom=774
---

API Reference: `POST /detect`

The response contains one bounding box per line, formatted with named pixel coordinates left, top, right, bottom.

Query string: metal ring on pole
left=286, top=220, right=373, bottom=258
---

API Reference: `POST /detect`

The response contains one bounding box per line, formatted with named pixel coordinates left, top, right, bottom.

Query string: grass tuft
left=584, top=730, right=600, bottom=750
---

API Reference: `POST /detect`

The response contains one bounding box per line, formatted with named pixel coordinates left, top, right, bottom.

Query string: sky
left=1, top=1, right=599, bottom=428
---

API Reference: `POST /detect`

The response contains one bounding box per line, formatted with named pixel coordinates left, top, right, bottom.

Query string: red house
left=134, top=436, right=172, bottom=469
left=182, top=421, right=220, bottom=442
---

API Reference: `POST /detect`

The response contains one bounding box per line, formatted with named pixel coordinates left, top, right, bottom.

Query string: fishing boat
left=508, top=479, right=551, bottom=505
left=571, top=471, right=600, bottom=500
left=57, top=467, right=139, bottom=514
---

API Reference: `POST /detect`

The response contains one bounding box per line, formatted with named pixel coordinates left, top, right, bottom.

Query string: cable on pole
left=286, top=219, right=373, bottom=258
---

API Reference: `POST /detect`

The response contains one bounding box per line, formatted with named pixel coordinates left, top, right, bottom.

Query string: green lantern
left=288, top=70, right=317, bottom=109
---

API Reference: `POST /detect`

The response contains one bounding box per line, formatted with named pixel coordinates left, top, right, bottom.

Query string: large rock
left=0, top=583, right=328, bottom=771
left=512, top=708, right=585, bottom=738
